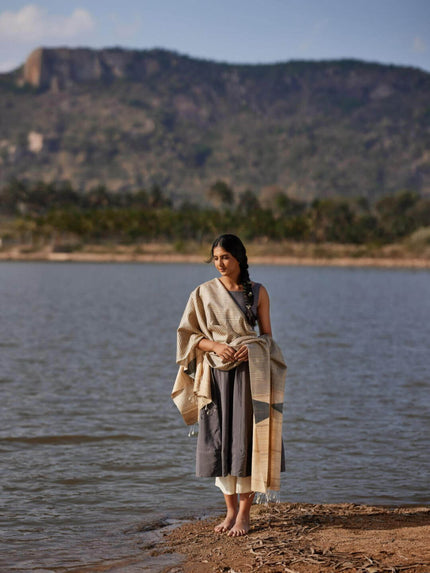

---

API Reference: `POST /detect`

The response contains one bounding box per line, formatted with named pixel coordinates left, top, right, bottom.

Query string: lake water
left=1, top=261, right=429, bottom=571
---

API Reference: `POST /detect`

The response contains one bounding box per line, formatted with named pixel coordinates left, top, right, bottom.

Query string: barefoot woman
left=172, top=234, right=287, bottom=536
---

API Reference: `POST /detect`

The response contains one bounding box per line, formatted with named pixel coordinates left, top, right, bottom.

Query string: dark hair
left=210, top=234, right=256, bottom=326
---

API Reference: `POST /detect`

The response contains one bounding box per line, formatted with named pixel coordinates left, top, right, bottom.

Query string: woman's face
left=213, top=246, right=240, bottom=280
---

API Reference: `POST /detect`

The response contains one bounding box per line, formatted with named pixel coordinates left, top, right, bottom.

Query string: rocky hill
left=1, top=47, right=430, bottom=202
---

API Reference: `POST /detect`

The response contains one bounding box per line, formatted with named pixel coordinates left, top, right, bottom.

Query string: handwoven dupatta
left=172, top=277, right=287, bottom=494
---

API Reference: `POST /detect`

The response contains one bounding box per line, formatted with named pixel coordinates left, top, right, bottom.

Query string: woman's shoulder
left=252, top=281, right=268, bottom=291
left=250, top=282, right=263, bottom=306
left=199, top=277, right=219, bottom=289
left=251, top=281, right=266, bottom=292
left=190, top=277, right=218, bottom=295
left=252, top=282, right=270, bottom=304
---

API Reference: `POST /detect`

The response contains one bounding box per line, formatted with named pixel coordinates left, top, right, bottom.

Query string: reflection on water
left=1, top=262, right=429, bottom=571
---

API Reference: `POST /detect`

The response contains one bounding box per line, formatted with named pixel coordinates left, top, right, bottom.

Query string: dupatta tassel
left=254, top=490, right=281, bottom=505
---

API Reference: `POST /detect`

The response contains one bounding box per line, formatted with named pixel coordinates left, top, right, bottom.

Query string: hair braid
left=240, top=258, right=256, bottom=327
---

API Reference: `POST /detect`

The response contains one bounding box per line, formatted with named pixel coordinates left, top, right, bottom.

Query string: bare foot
left=214, top=513, right=237, bottom=533
left=227, top=516, right=250, bottom=537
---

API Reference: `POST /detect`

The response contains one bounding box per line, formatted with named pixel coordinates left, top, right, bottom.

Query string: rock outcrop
left=22, top=47, right=185, bottom=89
left=24, top=47, right=117, bottom=89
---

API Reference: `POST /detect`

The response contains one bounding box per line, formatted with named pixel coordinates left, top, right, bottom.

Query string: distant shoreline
left=1, top=249, right=430, bottom=269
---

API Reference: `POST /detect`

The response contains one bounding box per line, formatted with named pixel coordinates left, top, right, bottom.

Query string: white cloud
left=413, top=36, right=427, bottom=54
left=0, top=4, right=95, bottom=43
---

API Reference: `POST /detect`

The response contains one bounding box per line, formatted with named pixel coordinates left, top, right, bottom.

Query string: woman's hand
left=200, top=339, right=248, bottom=363
left=212, top=342, right=237, bottom=363
left=233, top=345, right=248, bottom=363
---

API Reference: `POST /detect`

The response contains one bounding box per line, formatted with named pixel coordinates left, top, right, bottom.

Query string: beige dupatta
left=171, top=277, right=287, bottom=494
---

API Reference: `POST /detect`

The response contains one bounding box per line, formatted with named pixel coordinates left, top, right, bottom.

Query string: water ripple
left=1, top=434, right=143, bottom=445
left=0, top=262, right=429, bottom=571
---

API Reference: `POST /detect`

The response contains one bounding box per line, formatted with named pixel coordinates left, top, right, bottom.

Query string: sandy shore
left=156, top=502, right=430, bottom=573
left=1, top=248, right=430, bottom=268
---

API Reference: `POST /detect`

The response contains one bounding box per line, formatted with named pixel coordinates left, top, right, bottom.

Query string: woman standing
left=172, top=234, right=286, bottom=537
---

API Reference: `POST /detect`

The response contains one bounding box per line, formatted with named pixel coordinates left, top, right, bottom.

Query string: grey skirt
left=196, top=363, right=253, bottom=478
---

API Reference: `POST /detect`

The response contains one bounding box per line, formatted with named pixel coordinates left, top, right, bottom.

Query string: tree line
left=1, top=179, right=430, bottom=245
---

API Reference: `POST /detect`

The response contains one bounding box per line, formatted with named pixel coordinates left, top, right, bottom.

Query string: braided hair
left=210, top=234, right=256, bottom=327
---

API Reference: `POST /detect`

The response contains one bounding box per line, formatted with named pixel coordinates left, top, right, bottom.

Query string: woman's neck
left=218, top=276, right=242, bottom=291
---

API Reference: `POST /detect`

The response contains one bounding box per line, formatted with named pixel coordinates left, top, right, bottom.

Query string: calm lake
left=1, top=261, right=429, bottom=571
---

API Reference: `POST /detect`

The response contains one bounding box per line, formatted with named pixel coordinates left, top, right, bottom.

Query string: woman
left=172, top=234, right=286, bottom=537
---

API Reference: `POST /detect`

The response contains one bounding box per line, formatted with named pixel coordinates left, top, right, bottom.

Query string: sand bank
left=1, top=248, right=430, bottom=268
left=156, top=502, right=430, bottom=573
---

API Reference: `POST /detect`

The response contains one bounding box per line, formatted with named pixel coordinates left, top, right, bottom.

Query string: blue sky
left=0, top=0, right=429, bottom=73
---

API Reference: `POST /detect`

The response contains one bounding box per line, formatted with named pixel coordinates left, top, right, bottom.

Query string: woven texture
left=172, top=277, right=287, bottom=493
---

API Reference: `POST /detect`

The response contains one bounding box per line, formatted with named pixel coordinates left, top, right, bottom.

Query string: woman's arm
left=197, top=338, right=237, bottom=362
left=257, top=285, right=272, bottom=336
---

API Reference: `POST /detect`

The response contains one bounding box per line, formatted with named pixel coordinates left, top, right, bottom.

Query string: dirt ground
left=157, top=503, right=430, bottom=573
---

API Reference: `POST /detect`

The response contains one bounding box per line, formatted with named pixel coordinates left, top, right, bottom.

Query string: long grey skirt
left=196, top=362, right=253, bottom=478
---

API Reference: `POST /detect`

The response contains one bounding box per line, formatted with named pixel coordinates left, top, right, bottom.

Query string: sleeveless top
left=227, top=282, right=261, bottom=326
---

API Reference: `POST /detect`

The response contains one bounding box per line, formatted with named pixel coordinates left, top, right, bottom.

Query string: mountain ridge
left=1, top=47, right=429, bottom=201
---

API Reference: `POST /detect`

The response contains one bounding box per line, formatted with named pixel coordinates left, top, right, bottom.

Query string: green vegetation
left=1, top=180, right=430, bottom=253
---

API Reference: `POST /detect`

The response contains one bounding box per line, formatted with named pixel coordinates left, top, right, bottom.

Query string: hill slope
left=0, top=47, right=429, bottom=201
